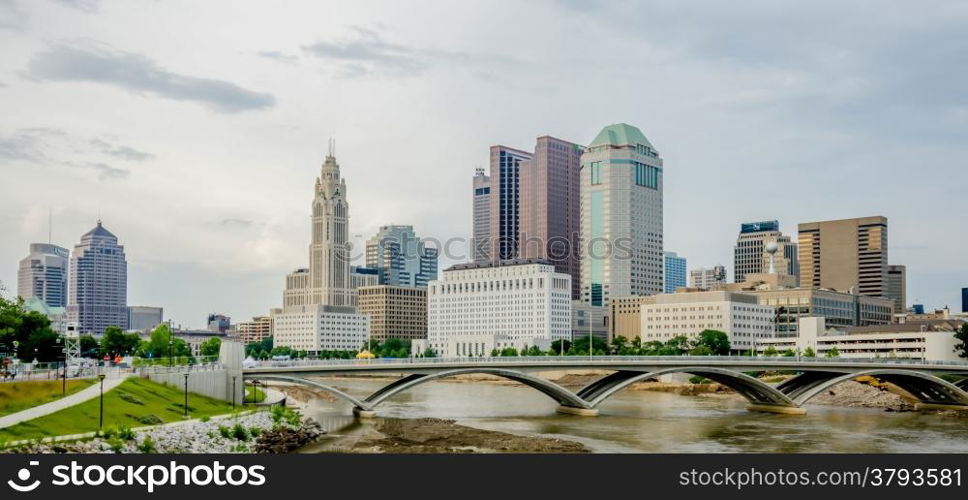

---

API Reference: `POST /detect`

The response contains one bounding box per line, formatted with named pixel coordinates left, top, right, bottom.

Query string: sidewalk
left=0, top=376, right=128, bottom=429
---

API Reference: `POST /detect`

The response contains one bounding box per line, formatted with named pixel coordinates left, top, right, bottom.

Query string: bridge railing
left=246, top=355, right=968, bottom=369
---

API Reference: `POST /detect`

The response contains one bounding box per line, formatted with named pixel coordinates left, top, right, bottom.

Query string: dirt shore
left=314, top=417, right=588, bottom=453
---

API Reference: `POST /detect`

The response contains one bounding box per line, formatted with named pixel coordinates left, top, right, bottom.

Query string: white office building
left=272, top=305, right=369, bottom=353
left=640, top=291, right=775, bottom=352
left=426, top=259, right=571, bottom=357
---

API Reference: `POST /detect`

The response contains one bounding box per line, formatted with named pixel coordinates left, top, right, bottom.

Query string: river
left=295, top=377, right=968, bottom=453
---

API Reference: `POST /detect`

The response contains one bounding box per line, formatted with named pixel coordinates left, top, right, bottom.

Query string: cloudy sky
left=1, top=0, right=966, bottom=327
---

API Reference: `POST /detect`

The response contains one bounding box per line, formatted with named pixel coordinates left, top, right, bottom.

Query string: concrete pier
left=746, top=404, right=807, bottom=415
left=555, top=405, right=599, bottom=416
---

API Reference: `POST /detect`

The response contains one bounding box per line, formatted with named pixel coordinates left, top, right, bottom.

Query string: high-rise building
left=580, top=123, right=664, bottom=305
left=519, top=136, right=584, bottom=299
left=275, top=148, right=370, bottom=354
left=17, top=243, right=69, bottom=308
left=282, top=149, right=355, bottom=310
left=128, top=306, right=163, bottom=332
left=424, top=259, right=571, bottom=357
left=962, top=288, right=968, bottom=314
left=67, top=221, right=128, bottom=334
left=365, top=225, right=438, bottom=287
left=689, top=265, right=727, bottom=290
left=663, top=251, right=687, bottom=293
left=472, top=168, right=491, bottom=263
left=885, top=264, right=906, bottom=312
left=207, top=313, right=231, bottom=333
left=734, top=220, right=798, bottom=283
left=357, top=285, right=427, bottom=343
left=798, top=216, right=888, bottom=297
left=350, top=266, right=380, bottom=289
left=236, top=315, right=273, bottom=345
left=488, top=145, right=532, bottom=263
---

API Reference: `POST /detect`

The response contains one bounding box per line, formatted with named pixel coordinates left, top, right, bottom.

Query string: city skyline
left=2, top=1, right=966, bottom=326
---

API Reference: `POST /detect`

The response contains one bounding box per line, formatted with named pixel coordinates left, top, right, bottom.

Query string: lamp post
left=231, top=376, right=237, bottom=409
left=588, top=315, right=593, bottom=360
left=98, top=374, right=106, bottom=429
left=58, top=337, right=66, bottom=395
left=183, top=373, right=189, bottom=418
left=168, top=319, right=174, bottom=367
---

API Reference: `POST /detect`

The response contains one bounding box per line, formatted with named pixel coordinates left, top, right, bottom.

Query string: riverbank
left=2, top=407, right=325, bottom=454
left=309, top=417, right=588, bottom=453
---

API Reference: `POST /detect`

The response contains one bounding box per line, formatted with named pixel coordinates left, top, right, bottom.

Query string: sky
left=1, top=0, right=966, bottom=328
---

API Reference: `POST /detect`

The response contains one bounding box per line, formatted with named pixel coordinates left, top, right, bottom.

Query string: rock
left=253, top=419, right=325, bottom=454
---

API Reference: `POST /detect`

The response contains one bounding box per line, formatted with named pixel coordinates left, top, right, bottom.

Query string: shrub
left=688, top=375, right=707, bottom=384
left=200, top=415, right=211, bottom=423
left=117, top=392, right=145, bottom=405
left=231, top=423, right=250, bottom=442
left=218, top=425, right=232, bottom=439
left=137, top=414, right=164, bottom=426
left=137, top=436, right=157, bottom=454
left=106, top=437, right=125, bottom=453
left=249, top=427, right=261, bottom=437
left=117, top=424, right=135, bottom=441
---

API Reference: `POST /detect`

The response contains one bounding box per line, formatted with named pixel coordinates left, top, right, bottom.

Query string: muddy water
left=295, top=377, right=968, bottom=453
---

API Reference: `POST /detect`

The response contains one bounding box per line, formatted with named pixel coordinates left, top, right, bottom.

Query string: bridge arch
left=577, top=366, right=798, bottom=409
left=791, top=369, right=968, bottom=407
left=362, top=368, right=593, bottom=410
left=242, top=374, right=369, bottom=409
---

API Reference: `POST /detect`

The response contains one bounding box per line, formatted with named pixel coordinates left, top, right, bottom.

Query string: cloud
left=258, top=51, right=299, bottom=64
left=0, top=128, right=148, bottom=180
left=0, top=0, right=25, bottom=30
left=50, top=0, right=99, bottom=13
left=27, top=42, right=277, bottom=113
left=302, top=26, right=427, bottom=77
left=90, top=138, right=154, bottom=161
left=83, top=161, right=129, bottom=180
left=219, top=218, right=255, bottom=229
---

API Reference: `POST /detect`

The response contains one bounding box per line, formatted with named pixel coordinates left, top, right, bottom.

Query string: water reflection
left=294, top=377, right=968, bottom=453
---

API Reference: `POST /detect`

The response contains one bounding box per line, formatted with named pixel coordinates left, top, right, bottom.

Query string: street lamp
left=168, top=319, right=174, bottom=367
left=183, top=373, right=189, bottom=418
left=231, top=376, right=237, bottom=409
left=98, top=374, right=106, bottom=429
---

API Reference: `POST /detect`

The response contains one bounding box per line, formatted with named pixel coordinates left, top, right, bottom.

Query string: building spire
left=328, top=137, right=335, bottom=158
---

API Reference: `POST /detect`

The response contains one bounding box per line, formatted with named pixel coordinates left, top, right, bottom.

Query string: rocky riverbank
left=3, top=407, right=325, bottom=454
left=808, top=380, right=917, bottom=411
left=312, top=417, right=588, bottom=453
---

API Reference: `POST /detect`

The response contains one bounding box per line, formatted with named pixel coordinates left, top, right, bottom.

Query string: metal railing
left=246, top=355, right=968, bottom=370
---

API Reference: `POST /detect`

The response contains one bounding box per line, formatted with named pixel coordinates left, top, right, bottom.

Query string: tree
left=610, top=336, right=629, bottom=355
left=0, top=293, right=62, bottom=362
left=955, top=323, right=968, bottom=359
left=499, top=347, right=519, bottom=357
left=422, top=348, right=436, bottom=358
left=200, top=337, right=222, bottom=357
left=661, top=336, right=692, bottom=355
left=782, top=348, right=796, bottom=357
left=569, top=336, right=607, bottom=356
left=140, top=323, right=190, bottom=361
left=693, top=330, right=730, bottom=355
left=78, top=335, right=99, bottom=358
left=824, top=346, right=840, bottom=358
left=245, top=337, right=273, bottom=358
left=803, top=346, right=817, bottom=358
left=763, top=346, right=779, bottom=357
left=100, top=326, right=141, bottom=356
left=549, top=339, right=571, bottom=355
left=689, top=345, right=714, bottom=356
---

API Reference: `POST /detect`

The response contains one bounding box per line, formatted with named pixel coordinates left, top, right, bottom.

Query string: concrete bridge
left=240, top=356, right=968, bottom=417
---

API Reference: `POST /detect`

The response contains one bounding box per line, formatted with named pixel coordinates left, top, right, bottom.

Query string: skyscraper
left=580, top=123, right=664, bottom=305
left=488, top=145, right=532, bottom=263
left=962, top=288, right=968, bottom=314
left=663, top=251, right=687, bottom=293
left=798, top=216, right=888, bottom=297
left=283, top=149, right=355, bottom=309
left=472, top=168, right=491, bottom=263
left=733, top=220, right=798, bottom=283
left=365, top=225, right=438, bottom=288
left=275, top=148, right=369, bottom=354
left=17, top=243, right=69, bottom=308
left=67, top=221, right=128, bottom=334
left=885, top=264, right=906, bottom=312
left=519, top=136, right=584, bottom=299
left=689, top=265, right=727, bottom=290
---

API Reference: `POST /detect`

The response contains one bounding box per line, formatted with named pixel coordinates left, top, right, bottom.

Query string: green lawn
left=0, top=377, right=235, bottom=442
left=0, top=379, right=97, bottom=418
left=245, top=385, right=266, bottom=403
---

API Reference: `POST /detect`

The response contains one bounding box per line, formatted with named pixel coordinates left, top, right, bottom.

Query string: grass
left=245, top=385, right=266, bottom=403
left=0, top=379, right=97, bottom=418
left=0, top=377, right=235, bottom=442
